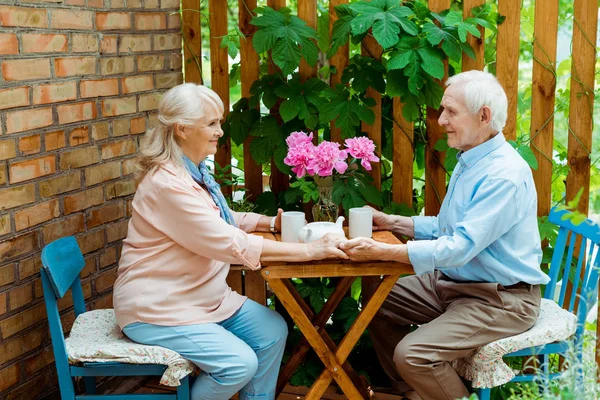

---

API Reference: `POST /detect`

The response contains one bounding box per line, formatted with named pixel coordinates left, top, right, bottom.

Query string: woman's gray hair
left=446, top=70, right=508, bottom=133
left=136, top=83, right=225, bottom=177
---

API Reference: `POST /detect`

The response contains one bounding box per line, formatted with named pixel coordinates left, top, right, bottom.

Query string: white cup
left=281, top=211, right=306, bottom=243
left=349, top=207, right=373, bottom=239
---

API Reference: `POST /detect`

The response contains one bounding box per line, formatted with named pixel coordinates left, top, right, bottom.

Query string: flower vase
left=312, top=177, right=339, bottom=222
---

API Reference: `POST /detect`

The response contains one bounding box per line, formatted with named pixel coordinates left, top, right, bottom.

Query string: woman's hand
left=306, top=233, right=349, bottom=260
left=339, top=237, right=382, bottom=262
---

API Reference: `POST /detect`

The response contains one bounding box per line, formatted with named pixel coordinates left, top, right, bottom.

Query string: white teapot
left=297, top=216, right=346, bottom=243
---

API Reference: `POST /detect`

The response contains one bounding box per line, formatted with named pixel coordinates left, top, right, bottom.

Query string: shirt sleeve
left=232, top=211, right=263, bottom=233
left=143, top=183, right=264, bottom=270
left=411, top=216, right=440, bottom=240
left=407, top=178, right=519, bottom=275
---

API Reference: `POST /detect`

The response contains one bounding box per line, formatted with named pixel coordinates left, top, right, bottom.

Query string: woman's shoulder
left=137, top=162, right=189, bottom=197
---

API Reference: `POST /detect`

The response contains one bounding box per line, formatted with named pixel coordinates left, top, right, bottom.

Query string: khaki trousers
left=364, top=271, right=541, bottom=400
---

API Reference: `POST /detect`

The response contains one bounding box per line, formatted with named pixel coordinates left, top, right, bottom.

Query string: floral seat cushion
left=65, top=309, right=194, bottom=387
left=452, top=299, right=577, bottom=388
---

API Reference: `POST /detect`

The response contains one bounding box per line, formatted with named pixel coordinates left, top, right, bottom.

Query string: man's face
left=437, top=84, right=486, bottom=152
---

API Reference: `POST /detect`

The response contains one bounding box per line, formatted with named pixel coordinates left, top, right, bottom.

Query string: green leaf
left=317, top=11, right=331, bottom=53
left=272, top=36, right=303, bottom=75
left=328, top=4, right=354, bottom=58
left=279, top=98, right=300, bottom=122
left=351, top=277, right=361, bottom=301
left=517, top=145, right=539, bottom=170
left=249, top=136, right=273, bottom=165
left=254, top=191, right=278, bottom=216
left=250, top=116, right=281, bottom=138
left=342, top=55, right=386, bottom=93
left=372, top=13, right=400, bottom=49
left=360, top=182, right=384, bottom=206
left=417, top=46, right=445, bottom=79
left=222, top=98, right=260, bottom=145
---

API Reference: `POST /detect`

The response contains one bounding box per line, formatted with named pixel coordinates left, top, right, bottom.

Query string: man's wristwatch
left=270, top=216, right=278, bottom=233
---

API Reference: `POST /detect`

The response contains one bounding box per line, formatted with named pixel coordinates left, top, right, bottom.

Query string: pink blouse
left=113, top=161, right=264, bottom=329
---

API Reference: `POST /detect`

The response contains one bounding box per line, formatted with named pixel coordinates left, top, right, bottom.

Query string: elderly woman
left=113, top=83, right=346, bottom=400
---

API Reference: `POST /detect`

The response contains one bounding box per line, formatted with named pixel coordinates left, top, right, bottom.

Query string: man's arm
left=372, top=207, right=439, bottom=240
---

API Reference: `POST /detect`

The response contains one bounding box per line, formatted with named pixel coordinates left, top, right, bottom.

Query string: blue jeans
left=123, top=299, right=288, bottom=400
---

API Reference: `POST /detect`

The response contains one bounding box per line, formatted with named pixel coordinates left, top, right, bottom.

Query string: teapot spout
left=335, top=216, right=345, bottom=227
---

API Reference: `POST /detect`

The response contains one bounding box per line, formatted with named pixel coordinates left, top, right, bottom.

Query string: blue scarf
left=182, top=156, right=237, bottom=227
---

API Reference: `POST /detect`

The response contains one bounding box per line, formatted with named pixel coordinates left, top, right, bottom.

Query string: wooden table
left=259, top=231, right=414, bottom=400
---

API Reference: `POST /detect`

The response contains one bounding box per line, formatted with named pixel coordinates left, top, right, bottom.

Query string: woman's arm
left=260, top=233, right=348, bottom=262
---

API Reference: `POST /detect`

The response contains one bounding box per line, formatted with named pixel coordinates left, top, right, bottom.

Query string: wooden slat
left=239, top=0, right=263, bottom=202
left=262, top=263, right=413, bottom=278
left=530, top=0, right=558, bottom=217
left=226, top=270, right=243, bottom=295
left=392, top=98, right=414, bottom=207
left=461, top=0, right=485, bottom=71
left=424, top=0, right=449, bottom=216
left=496, top=0, right=521, bottom=141
left=244, top=270, right=267, bottom=305
left=182, top=0, right=202, bottom=84
left=298, top=0, right=318, bottom=82
left=361, top=34, right=383, bottom=190
left=329, top=0, right=350, bottom=144
left=209, top=0, right=231, bottom=196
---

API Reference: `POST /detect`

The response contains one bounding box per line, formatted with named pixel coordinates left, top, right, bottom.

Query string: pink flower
left=344, top=137, right=380, bottom=171
left=307, top=141, right=348, bottom=177
left=286, top=131, right=314, bottom=149
left=284, top=140, right=315, bottom=178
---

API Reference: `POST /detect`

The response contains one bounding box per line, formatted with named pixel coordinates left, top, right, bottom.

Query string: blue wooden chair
left=41, top=236, right=191, bottom=399
left=476, top=208, right=600, bottom=399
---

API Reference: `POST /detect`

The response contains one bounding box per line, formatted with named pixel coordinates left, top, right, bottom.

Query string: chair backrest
left=544, top=208, right=600, bottom=339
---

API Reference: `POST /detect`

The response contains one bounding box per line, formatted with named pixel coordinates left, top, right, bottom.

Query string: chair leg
left=84, top=377, right=96, bottom=394
left=477, top=387, right=491, bottom=400
left=177, top=375, right=191, bottom=400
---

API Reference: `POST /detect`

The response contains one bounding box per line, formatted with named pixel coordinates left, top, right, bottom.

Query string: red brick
left=18, top=255, right=42, bottom=280
left=60, top=146, right=99, bottom=169
left=0, top=264, right=16, bottom=286
left=85, top=161, right=121, bottom=186
left=0, top=293, right=6, bottom=315
left=0, top=184, right=35, bottom=210
left=153, top=33, right=181, bottom=50
left=119, top=35, right=151, bottom=52
left=99, top=246, right=117, bottom=268
left=57, top=101, right=97, bottom=125
left=0, top=33, right=18, bottom=55
left=80, top=78, right=119, bottom=98
left=121, top=157, right=137, bottom=175
left=161, top=0, right=179, bottom=8
left=5, top=108, right=53, bottom=134
left=66, top=0, right=85, bottom=5
left=95, top=268, right=117, bottom=292
left=100, top=56, right=134, bottom=75
left=87, top=202, right=124, bottom=228
left=77, top=229, right=105, bottom=254
left=2, top=368, right=54, bottom=400
left=112, top=118, right=130, bottom=136
left=128, top=0, right=143, bottom=7
left=21, top=0, right=62, bottom=2
left=0, top=302, right=45, bottom=338
left=15, top=200, right=60, bottom=231
left=101, top=139, right=136, bottom=159
left=0, top=328, right=45, bottom=365
left=41, top=214, right=84, bottom=243
left=145, top=0, right=159, bottom=8
left=100, top=35, right=118, bottom=54
left=9, top=283, right=33, bottom=310
left=61, top=309, right=76, bottom=333
left=88, top=0, right=104, bottom=7
left=96, top=12, right=131, bottom=30
left=64, top=186, right=104, bottom=214
left=19, top=135, right=42, bottom=156
left=0, top=214, right=10, bottom=236
left=69, top=127, right=90, bottom=147
left=0, top=232, right=38, bottom=264
left=72, top=33, right=99, bottom=53
left=40, top=172, right=81, bottom=198
left=122, top=75, right=154, bottom=94
left=92, top=122, right=109, bottom=141
left=82, top=256, right=96, bottom=278
left=0, top=164, right=6, bottom=185
left=106, top=219, right=128, bottom=242
left=0, top=6, right=48, bottom=28
left=50, top=9, right=93, bottom=30
left=22, top=34, right=67, bottom=53
left=148, top=113, right=159, bottom=128
left=101, top=97, right=137, bottom=117
left=0, top=140, right=17, bottom=161
left=167, top=13, right=180, bottom=29
left=111, top=0, right=126, bottom=8
left=156, top=72, right=183, bottom=89
left=170, top=53, right=182, bottom=70
left=138, top=92, right=162, bottom=111
left=23, top=347, right=54, bottom=375
left=55, top=56, right=96, bottom=77
left=2, top=59, right=51, bottom=81
left=130, top=116, right=146, bottom=134
left=106, top=178, right=136, bottom=200
left=137, top=55, right=164, bottom=71
left=9, top=155, right=56, bottom=184
left=45, top=131, right=66, bottom=151
left=0, top=363, right=20, bottom=391
left=33, top=81, right=77, bottom=105
left=92, top=292, right=113, bottom=309
left=134, top=12, right=166, bottom=30
left=0, top=87, right=29, bottom=110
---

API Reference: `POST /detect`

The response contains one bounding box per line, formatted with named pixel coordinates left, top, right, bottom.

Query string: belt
left=503, top=281, right=534, bottom=290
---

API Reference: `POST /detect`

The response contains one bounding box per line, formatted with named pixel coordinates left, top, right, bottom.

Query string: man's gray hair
left=445, top=70, right=508, bottom=133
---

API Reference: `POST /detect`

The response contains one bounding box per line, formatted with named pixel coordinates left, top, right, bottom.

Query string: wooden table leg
left=267, top=278, right=363, bottom=400
left=276, top=277, right=355, bottom=396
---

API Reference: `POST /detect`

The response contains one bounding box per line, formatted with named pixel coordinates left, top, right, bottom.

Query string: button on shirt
left=407, top=133, right=550, bottom=286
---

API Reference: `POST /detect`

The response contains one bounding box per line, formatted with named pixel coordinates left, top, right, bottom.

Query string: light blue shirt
left=407, top=133, right=550, bottom=286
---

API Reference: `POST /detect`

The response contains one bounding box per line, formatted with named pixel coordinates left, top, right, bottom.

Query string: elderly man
left=340, top=70, right=549, bottom=400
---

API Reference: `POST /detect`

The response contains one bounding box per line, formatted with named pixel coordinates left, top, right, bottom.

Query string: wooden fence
left=181, top=0, right=599, bottom=359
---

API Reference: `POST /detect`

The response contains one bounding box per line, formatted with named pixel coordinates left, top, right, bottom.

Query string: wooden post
left=461, top=0, right=485, bottom=71
left=209, top=0, right=231, bottom=196
left=329, top=0, right=350, bottom=144
left=392, top=99, right=414, bottom=208
left=239, top=0, right=263, bottom=202
left=182, top=0, right=202, bottom=84
left=424, top=0, right=449, bottom=216
left=298, top=0, right=318, bottom=82
left=530, top=0, right=559, bottom=218
left=496, top=0, right=521, bottom=141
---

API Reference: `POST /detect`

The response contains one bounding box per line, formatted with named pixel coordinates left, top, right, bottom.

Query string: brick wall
left=0, top=0, right=183, bottom=397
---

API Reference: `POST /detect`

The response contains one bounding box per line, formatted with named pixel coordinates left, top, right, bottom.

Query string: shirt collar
left=457, top=132, right=505, bottom=169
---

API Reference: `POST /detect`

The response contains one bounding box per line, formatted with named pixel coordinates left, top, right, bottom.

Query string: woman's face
left=177, top=105, right=224, bottom=164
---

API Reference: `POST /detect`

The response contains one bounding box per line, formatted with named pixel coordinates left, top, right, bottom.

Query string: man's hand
left=366, top=206, right=394, bottom=231
left=307, top=233, right=349, bottom=260
left=339, top=237, right=383, bottom=262
left=274, top=208, right=283, bottom=232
